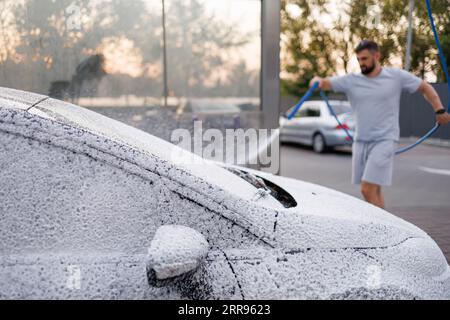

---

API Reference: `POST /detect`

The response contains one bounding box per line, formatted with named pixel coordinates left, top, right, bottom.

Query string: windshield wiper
left=251, top=188, right=272, bottom=202
left=225, top=168, right=297, bottom=208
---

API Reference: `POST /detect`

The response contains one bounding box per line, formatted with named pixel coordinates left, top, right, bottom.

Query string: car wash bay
left=280, top=142, right=450, bottom=263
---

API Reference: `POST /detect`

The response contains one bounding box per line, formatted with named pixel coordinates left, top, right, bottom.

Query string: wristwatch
left=436, top=109, right=446, bottom=115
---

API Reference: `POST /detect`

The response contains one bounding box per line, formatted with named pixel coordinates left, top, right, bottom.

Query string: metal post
left=261, top=0, right=280, bottom=130
left=405, top=0, right=415, bottom=71
left=162, top=0, right=169, bottom=108
left=260, top=0, right=280, bottom=174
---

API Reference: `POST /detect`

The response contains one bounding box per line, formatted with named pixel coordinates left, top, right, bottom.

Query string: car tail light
left=335, top=124, right=350, bottom=130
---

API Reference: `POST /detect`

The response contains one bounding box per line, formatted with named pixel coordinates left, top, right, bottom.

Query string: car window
left=291, top=105, right=320, bottom=118
left=306, top=106, right=321, bottom=117
left=293, top=107, right=308, bottom=118
left=0, top=127, right=264, bottom=254
left=25, top=98, right=266, bottom=203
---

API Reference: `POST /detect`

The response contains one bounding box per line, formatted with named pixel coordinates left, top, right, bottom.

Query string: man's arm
left=309, top=76, right=332, bottom=90
left=418, top=81, right=450, bottom=125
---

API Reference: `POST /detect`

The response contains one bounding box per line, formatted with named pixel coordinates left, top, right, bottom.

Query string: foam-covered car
left=1, top=87, right=449, bottom=299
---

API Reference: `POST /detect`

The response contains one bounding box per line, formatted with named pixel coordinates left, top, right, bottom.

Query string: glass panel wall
left=165, top=0, right=261, bottom=133
left=0, top=0, right=163, bottom=100
left=0, top=0, right=263, bottom=141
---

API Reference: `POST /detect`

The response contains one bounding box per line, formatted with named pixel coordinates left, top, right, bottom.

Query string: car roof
left=0, top=87, right=203, bottom=164
left=0, top=87, right=48, bottom=111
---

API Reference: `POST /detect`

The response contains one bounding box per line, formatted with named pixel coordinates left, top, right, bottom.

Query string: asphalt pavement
left=280, top=142, right=450, bottom=262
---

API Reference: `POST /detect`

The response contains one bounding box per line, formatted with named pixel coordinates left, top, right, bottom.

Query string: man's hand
left=309, top=76, right=332, bottom=91
left=309, top=76, right=323, bottom=89
left=436, top=111, right=450, bottom=125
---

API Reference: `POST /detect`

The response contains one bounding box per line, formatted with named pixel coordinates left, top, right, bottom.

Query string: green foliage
left=281, top=0, right=335, bottom=96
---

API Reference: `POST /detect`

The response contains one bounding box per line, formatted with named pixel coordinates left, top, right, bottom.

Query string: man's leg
left=359, top=140, right=396, bottom=209
left=377, top=186, right=385, bottom=209
left=361, top=181, right=385, bottom=209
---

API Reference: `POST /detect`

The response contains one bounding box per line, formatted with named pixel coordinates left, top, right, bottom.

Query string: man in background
left=310, top=40, right=450, bottom=209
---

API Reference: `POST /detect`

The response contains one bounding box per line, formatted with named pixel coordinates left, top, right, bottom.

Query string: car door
left=148, top=249, right=243, bottom=300
left=301, top=104, right=322, bottom=143
left=282, top=107, right=309, bottom=143
left=1, top=103, right=271, bottom=299
left=288, top=104, right=321, bottom=144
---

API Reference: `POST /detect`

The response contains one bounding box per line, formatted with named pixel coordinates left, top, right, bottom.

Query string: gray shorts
left=352, top=140, right=397, bottom=186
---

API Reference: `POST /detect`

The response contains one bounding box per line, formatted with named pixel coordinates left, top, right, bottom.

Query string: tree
left=349, top=0, right=449, bottom=81
left=281, top=0, right=332, bottom=97
left=412, top=1, right=450, bottom=81
left=281, top=0, right=450, bottom=98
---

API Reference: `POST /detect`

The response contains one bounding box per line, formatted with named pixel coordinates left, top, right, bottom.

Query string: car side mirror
left=146, top=225, right=209, bottom=286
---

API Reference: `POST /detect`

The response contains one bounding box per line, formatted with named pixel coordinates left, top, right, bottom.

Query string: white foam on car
left=1, top=87, right=449, bottom=299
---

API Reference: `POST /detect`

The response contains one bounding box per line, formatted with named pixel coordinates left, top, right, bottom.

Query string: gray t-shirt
left=330, top=67, right=423, bottom=141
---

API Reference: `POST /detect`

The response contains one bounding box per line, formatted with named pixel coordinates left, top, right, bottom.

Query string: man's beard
left=361, top=63, right=376, bottom=75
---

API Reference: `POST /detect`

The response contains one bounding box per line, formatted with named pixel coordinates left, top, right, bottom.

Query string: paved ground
left=279, top=142, right=450, bottom=262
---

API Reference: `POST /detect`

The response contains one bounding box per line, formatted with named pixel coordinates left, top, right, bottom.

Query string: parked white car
left=1, top=87, right=449, bottom=299
left=280, top=100, right=355, bottom=153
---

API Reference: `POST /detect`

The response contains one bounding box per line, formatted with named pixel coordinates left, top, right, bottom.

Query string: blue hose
left=319, top=90, right=354, bottom=142
left=288, top=0, right=449, bottom=155
left=287, top=82, right=319, bottom=120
